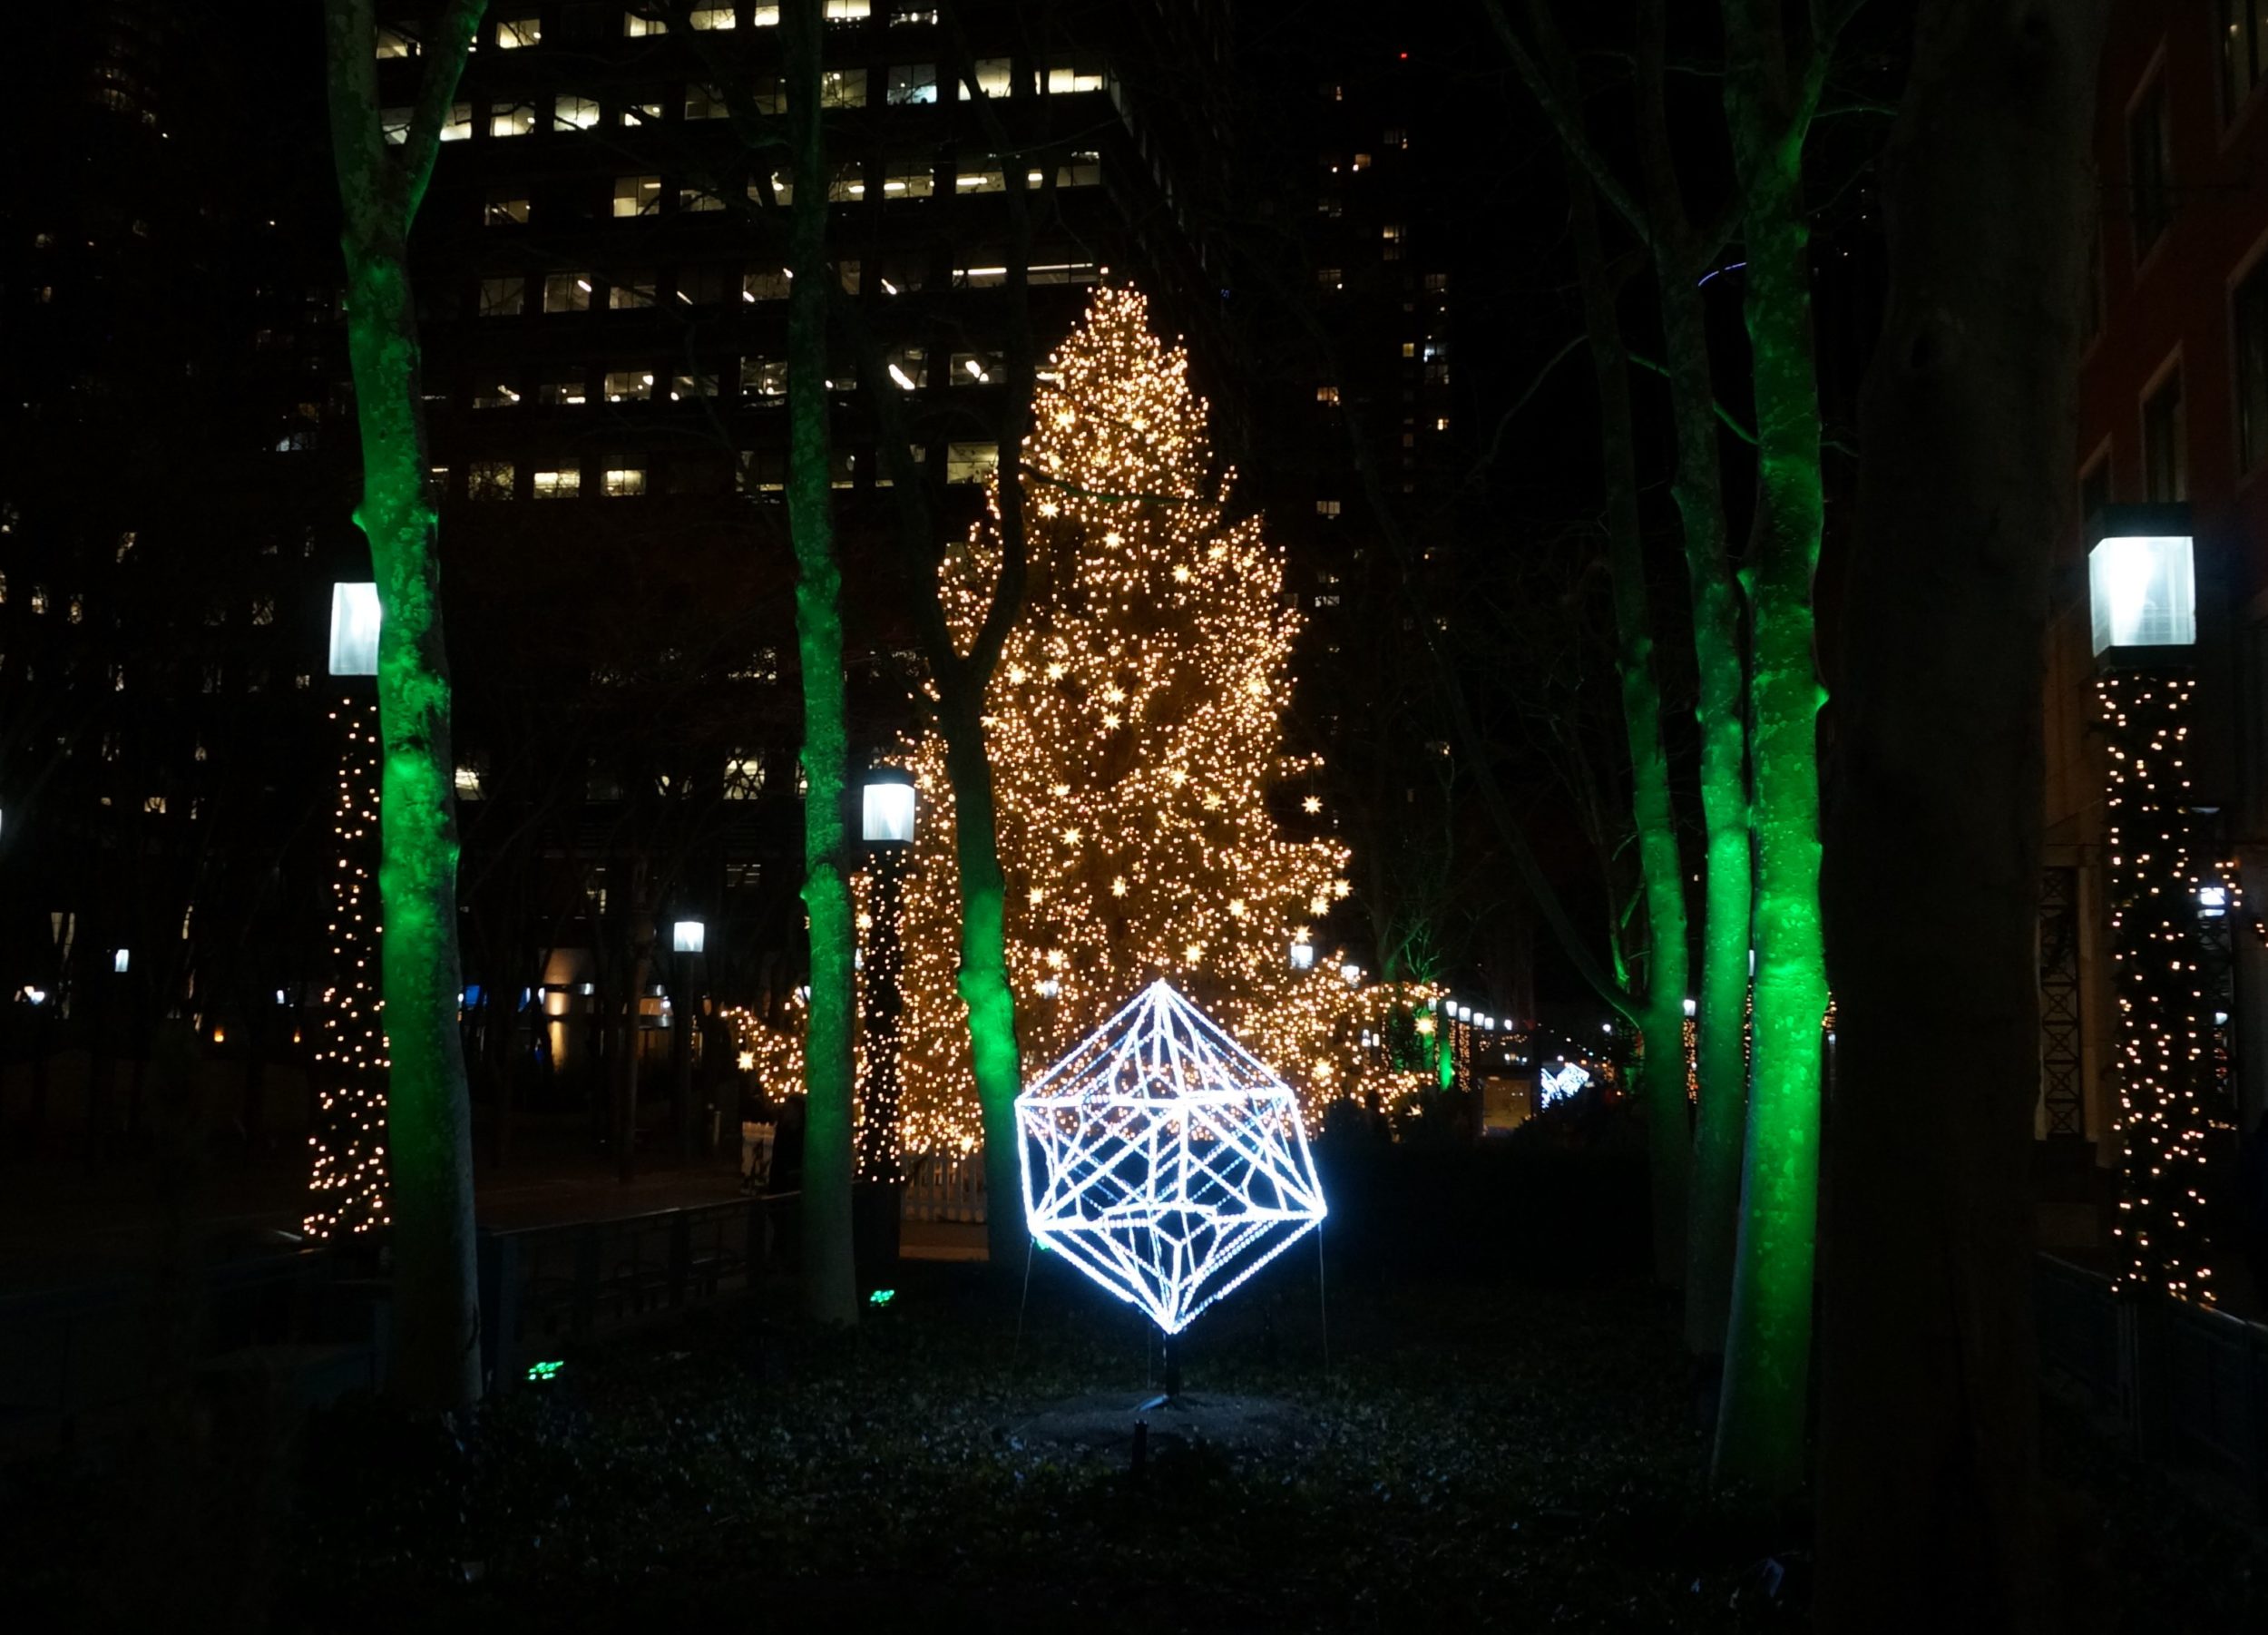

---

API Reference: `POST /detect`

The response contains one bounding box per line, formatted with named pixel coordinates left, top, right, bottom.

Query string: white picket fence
left=901, top=1150, right=988, bottom=1223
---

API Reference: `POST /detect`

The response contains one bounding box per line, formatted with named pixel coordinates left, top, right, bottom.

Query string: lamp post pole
left=670, top=919, right=706, bottom=1161
left=855, top=769, right=914, bottom=1278
left=2088, top=504, right=2223, bottom=1306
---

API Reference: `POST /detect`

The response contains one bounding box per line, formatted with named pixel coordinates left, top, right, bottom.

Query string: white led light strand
left=1017, top=980, right=1327, bottom=1335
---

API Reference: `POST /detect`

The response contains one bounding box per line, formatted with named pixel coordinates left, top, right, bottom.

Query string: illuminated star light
left=1017, top=980, right=1328, bottom=1335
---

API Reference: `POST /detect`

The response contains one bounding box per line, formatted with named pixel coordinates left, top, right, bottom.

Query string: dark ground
left=5, top=1224, right=2265, bottom=1634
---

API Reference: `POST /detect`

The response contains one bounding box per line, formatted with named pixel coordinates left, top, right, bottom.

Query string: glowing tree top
left=1017, top=980, right=1327, bottom=1334
left=883, top=282, right=1423, bottom=1151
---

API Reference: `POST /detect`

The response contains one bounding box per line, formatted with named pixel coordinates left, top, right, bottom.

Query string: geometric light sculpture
left=1015, top=980, right=1327, bottom=1335
left=328, top=581, right=382, bottom=677
left=1538, top=1060, right=1591, bottom=1107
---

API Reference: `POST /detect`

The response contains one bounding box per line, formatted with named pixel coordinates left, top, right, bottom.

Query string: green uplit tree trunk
left=1564, top=153, right=1690, bottom=1287
left=783, top=0, right=857, bottom=1327
left=321, top=0, right=486, bottom=1410
left=1712, top=0, right=1838, bottom=1495
left=1631, top=1, right=1755, bottom=1361
left=1817, top=2, right=2108, bottom=1623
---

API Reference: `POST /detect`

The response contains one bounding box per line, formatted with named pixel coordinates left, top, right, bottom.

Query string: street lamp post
left=855, top=769, right=915, bottom=1278
left=2087, top=504, right=2222, bottom=1304
left=671, top=919, right=705, bottom=1160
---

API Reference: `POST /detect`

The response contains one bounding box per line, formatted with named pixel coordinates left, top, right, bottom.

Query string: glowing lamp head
left=1289, top=942, right=1315, bottom=971
left=112, top=948, right=130, bottom=974
left=1340, top=962, right=1361, bottom=986
left=328, top=582, right=381, bottom=677
left=672, top=918, right=706, bottom=954
left=862, top=768, right=916, bottom=847
left=2087, top=507, right=2195, bottom=661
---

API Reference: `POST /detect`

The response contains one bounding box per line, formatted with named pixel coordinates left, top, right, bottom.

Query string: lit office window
left=677, top=266, right=727, bottom=304
left=603, top=370, right=656, bottom=402
left=671, top=369, right=718, bottom=400
left=543, top=272, right=592, bottom=313
left=1317, top=268, right=1343, bottom=291
left=950, top=349, right=1002, bottom=385
left=441, top=102, right=473, bottom=141
left=829, top=163, right=866, bottom=201
left=952, top=264, right=1006, bottom=288
left=821, top=68, right=868, bottom=106
left=686, top=83, right=728, bottom=120
left=679, top=183, right=727, bottom=212
left=890, top=5, right=937, bottom=21
left=609, top=270, right=657, bottom=308
left=956, top=161, right=1005, bottom=193
left=490, top=101, right=537, bottom=137
left=1042, top=57, right=1104, bottom=93
left=738, top=451, right=787, bottom=493
left=554, top=94, right=601, bottom=131
left=614, top=174, right=662, bottom=217
left=1383, top=126, right=1408, bottom=149
left=381, top=106, right=411, bottom=145
left=689, top=6, right=737, bottom=27
left=1316, top=385, right=1339, bottom=405
left=603, top=465, right=649, bottom=497
left=752, top=5, right=781, bottom=23
left=473, top=382, right=521, bottom=409
left=886, top=64, right=936, bottom=103
left=535, top=369, right=587, bottom=406
left=375, top=24, right=419, bottom=57
left=749, top=77, right=787, bottom=114
left=532, top=467, right=582, bottom=498
left=959, top=56, right=1012, bottom=99
left=1315, top=499, right=1341, bottom=517
left=743, top=268, right=791, bottom=301
left=477, top=276, right=526, bottom=317
left=624, top=8, right=668, bottom=35
left=885, top=344, right=927, bottom=389
left=618, top=96, right=663, bottom=126
left=496, top=15, right=540, bottom=47
left=1053, top=151, right=1100, bottom=188
left=826, top=0, right=872, bottom=18
left=484, top=193, right=530, bottom=225
left=883, top=158, right=934, bottom=199
left=945, top=442, right=998, bottom=483
left=1028, top=260, right=1099, bottom=285
left=469, top=462, right=516, bottom=499
left=741, top=357, right=787, bottom=397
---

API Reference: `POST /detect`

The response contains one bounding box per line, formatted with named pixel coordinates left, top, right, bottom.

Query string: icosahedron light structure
left=1016, top=980, right=1328, bottom=1335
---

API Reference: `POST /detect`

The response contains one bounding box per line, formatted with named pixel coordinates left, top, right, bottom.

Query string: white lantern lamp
left=328, top=581, right=382, bottom=677
left=2087, top=504, right=2195, bottom=665
left=1289, top=941, right=1315, bottom=971
left=862, top=767, right=916, bottom=847
left=672, top=919, right=706, bottom=955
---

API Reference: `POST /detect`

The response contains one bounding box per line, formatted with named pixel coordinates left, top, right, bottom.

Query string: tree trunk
left=1712, top=1, right=1832, bottom=1495
left=1655, top=257, right=1753, bottom=1361
left=785, top=0, right=857, bottom=1326
left=324, top=0, right=485, bottom=1411
left=939, top=691, right=1026, bottom=1266
left=1816, top=3, right=2107, bottom=1625
left=1564, top=156, right=1690, bottom=1285
left=614, top=872, right=653, bottom=1184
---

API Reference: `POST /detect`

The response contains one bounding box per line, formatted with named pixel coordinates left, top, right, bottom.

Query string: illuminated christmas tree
left=885, top=283, right=1426, bottom=1150
left=743, top=285, right=1430, bottom=1150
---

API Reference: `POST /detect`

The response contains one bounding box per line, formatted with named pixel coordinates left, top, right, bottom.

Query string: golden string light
left=304, top=697, right=391, bottom=1238
left=2101, top=671, right=2224, bottom=1306
left=746, top=284, right=1432, bottom=1149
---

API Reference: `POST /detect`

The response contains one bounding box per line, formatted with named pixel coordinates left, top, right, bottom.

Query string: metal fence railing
left=478, top=1193, right=789, bottom=1395
left=2037, top=1253, right=2268, bottom=1505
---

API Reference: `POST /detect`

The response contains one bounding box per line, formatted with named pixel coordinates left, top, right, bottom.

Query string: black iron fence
left=2037, top=1253, right=2268, bottom=1504
left=476, top=1193, right=790, bottom=1395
